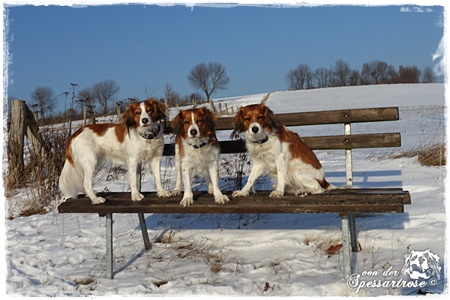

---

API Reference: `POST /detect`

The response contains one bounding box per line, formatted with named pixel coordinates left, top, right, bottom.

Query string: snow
left=3, top=84, right=447, bottom=297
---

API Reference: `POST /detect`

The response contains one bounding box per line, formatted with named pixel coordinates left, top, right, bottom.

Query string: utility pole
left=70, top=83, right=78, bottom=110
left=60, top=91, right=70, bottom=113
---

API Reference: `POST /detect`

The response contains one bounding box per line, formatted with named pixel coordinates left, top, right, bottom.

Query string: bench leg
left=340, top=214, right=352, bottom=281
left=106, top=213, right=114, bottom=279
left=138, top=213, right=151, bottom=250
left=349, top=214, right=358, bottom=252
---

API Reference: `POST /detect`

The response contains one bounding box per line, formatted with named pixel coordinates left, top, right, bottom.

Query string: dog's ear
left=151, top=99, right=166, bottom=121
left=232, top=107, right=244, bottom=131
left=201, top=107, right=216, bottom=133
left=171, top=111, right=183, bottom=135
left=424, top=251, right=441, bottom=280
left=122, top=102, right=137, bottom=129
left=231, top=107, right=244, bottom=139
left=261, top=104, right=281, bottom=133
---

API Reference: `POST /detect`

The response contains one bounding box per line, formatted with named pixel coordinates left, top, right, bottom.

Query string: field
left=4, top=83, right=447, bottom=296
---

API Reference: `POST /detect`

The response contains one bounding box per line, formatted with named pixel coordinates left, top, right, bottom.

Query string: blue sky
left=5, top=4, right=444, bottom=113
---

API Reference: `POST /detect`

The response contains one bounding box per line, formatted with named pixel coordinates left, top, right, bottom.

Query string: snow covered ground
left=3, top=84, right=447, bottom=296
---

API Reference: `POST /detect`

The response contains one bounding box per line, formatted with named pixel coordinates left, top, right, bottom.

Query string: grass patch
left=390, top=143, right=446, bottom=167
left=74, top=277, right=95, bottom=285
left=6, top=125, right=68, bottom=217
left=19, top=207, right=48, bottom=217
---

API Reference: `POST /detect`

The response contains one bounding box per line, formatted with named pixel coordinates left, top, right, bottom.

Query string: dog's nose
left=142, top=118, right=149, bottom=125
left=190, top=128, right=198, bottom=136
left=251, top=126, right=259, bottom=133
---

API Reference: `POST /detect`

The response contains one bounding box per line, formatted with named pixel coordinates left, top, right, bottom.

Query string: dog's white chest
left=246, top=138, right=284, bottom=169
left=181, top=141, right=219, bottom=171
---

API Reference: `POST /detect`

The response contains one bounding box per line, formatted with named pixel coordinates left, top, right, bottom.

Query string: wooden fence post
left=261, top=92, right=271, bottom=103
left=24, top=103, right=51, bottom=160
left=164, top=97, right=170, bottom=127
left=7, top=100, right=52, bottom=190
left=7, top=100, right=26, bottom=189
left=116, top=103, right=121, bottom=119
left=83, top=106, right=87, bottom=125
left=209, top=99, right=216, bottom=112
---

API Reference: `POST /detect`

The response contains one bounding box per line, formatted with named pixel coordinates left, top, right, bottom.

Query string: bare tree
left=144, top=87, right=155, bottom=98
left=377, top=62, right=396, bottom=84
left=349, top=70, right=361, bottom=86
left=286, top=63, right=312, bottom=90
left=360, top=62, right=374, bottom=85
left=421, top=66, right=437, bottom=83
left=92, top=79, right=120, bottom=114
left=314, top=67, right=333, bottom=88
left=30, top=86, right=57, bottom=122
left=398, top=65, right=421, bottom=83
left=178, top=92, right=205, bottom=107
left=164, top=82, right=180, bottom=107
left=76, top=88, right=95, bottom=114
left=361, top=61, right=396, bottom=85
left=188, top=62, right=230, bottom=111
left=333, top=59, right=351, bottom=87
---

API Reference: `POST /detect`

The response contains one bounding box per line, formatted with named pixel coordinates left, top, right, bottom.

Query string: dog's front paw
left=132, top=192, right=145, bottom=201
left=91, top=196, right=106, bottom=205
left=157, top=190, right=172, bottom=198
left=171, top=189, right=181, bottom=197
left=294, top=190, right=308, bottom=197
left=180, top=197, right=193, bottom=207
left=215, top=194, right=230, bottom=204
left=208, top=184, right=214, bottom=194
left=269, top=190, right=284, bottom=198
left=232, top=190, right=249, bottom=198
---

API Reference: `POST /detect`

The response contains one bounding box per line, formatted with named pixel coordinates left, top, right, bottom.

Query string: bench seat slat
left=58, top=188, right=410, bottom=215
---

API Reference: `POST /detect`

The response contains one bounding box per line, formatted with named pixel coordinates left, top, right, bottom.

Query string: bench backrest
left=162, top=106, right=400, bottom=155
left=162, top=106, right=401, bottom=187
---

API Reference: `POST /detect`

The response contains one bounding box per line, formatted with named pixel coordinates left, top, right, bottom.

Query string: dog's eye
left=244, top=117, right=251, bottom=121
left=257, top=115, right=264, bottom=120
left=135, top=111, right=141, bottom=115
left=183, top=121, right=190, bottom=125
left=146, top=108, right=153, bottom=113
left=197, top=119, right=203, bottom=124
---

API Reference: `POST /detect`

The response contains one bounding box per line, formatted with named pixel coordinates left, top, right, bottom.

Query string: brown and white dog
left=59, top=99, right=171, bottom=204
left=171, top=107, right=230, bottom=207
left=232, top=103, right=334, bottom=198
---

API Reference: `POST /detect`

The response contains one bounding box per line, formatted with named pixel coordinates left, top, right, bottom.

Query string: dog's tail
left=321, top=179, right=337, bottom=191
left=322, top=178, right=361, bottom=191
left=337, top=184, right=360, bottom=189
left=59, top=160, right=84, bottom=200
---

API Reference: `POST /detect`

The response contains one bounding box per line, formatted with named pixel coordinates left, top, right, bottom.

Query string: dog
left=171, top=107, right=230, bottom=207
left=59, top=99, right=172, bottom=204
left=231, top=103, right=334, bottom=198
left=402, top=250, right=441, bottom=280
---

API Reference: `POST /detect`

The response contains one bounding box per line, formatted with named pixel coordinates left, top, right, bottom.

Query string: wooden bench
left=58, top=106, right=411, bottom=281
